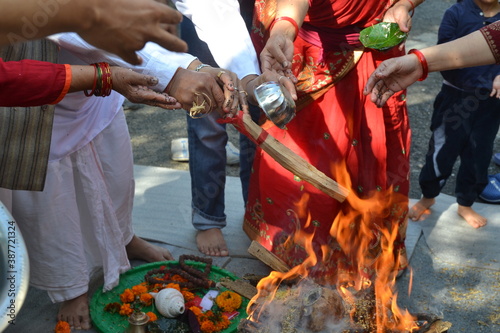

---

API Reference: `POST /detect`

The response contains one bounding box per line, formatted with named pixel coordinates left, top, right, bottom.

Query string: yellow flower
left=215, top=291, right=242, bottom=312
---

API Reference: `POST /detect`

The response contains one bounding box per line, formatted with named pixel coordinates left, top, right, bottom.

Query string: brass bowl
left=254, top=81, right=296, bottom=129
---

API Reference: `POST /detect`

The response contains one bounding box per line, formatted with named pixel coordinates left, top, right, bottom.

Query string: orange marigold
left=140, top=292, right=154, bottom=306
left=181, top=290, right=195, bottom=302
left=54, top=320, right=71, bottom=333
left=189, top=305, right=203, bottom=316
left=215, top=291, right=242, bottom=312
left=171, top=274, right=188, bottom=282
left=200, top=320, right=217, bottom=333
left=131, top=284, right=148, bottom=295
left=119, top=303, right=134, bottom=316
left=120, top=288, right=135, bottom=303
left=165, top=283, right=181, bottom=291
left=146, top=312, right=158, bottom=322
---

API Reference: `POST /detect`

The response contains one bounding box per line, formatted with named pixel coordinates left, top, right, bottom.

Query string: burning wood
left=244, top=242, right=452, bottom=333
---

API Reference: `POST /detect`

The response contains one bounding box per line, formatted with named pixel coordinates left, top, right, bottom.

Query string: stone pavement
left=4, top=165, right=499, bottom=332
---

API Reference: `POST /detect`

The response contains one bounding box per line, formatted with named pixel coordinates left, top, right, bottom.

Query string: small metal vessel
left=254, top=81, right=296, bottom=129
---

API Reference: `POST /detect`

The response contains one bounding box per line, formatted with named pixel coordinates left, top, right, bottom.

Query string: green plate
left=90, top=261, right=248, bottom=333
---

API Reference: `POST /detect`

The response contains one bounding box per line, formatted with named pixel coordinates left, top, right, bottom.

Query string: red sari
left=244, top=0, right=410, bottom=283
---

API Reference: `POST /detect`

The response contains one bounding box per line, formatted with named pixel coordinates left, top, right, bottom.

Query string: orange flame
left=247, top=182, right=419, bottom=332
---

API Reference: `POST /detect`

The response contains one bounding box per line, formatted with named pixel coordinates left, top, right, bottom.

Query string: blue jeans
left=182, top=17, right=259, bottom=230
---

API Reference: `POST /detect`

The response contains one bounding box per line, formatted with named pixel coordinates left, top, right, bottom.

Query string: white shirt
left=172, top=0, right=260, bottom=78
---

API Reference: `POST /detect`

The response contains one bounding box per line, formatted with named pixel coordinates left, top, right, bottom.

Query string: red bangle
left=269, top=16, right=299, bottom=40
left=407, top=0, right=415, bottom=17
left=408, top=49, right=428, bottom=81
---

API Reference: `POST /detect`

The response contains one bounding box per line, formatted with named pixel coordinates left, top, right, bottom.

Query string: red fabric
left=480, top=21, right=500, bottom=64
left=0, top=58, right=69, bottom=107
left=245, top=0, right=410, bottom=283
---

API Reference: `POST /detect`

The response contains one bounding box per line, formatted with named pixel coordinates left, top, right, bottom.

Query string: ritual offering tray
left=90, top=255, right=249, bottom=333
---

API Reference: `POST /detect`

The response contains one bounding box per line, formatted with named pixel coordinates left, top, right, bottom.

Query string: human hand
left=111, top=67, right=181, bottom=109
left=78, top=0, right=188, bottom=65
left=363, top=54, right=422, bottom=107
left=490, top=75, right=500, bottom=99
left=243, top=70, right=298, bottom=106
left=383, top=0, right=414, bottom=33
left=260, top=33, right=297, bottom=82
left=164, top=68, right=226, bottom=117
left=383, top=0, right=414, bottom=51
left=195, top=66, right=245, bottom=117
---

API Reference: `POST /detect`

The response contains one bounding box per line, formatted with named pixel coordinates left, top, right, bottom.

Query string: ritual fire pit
left=238, top=242, right=452, bottom=333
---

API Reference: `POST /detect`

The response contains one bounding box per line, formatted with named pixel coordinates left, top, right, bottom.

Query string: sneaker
left=226, top=141, right=240, bottom=165
left=479, top=175, right=500, bottom=203
left=494, top=153, right=500, bottom=166
left=171, top=138, right=189, bottom=162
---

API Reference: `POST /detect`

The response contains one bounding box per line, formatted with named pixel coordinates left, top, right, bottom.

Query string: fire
left=245, top=185, right=419, bottom=332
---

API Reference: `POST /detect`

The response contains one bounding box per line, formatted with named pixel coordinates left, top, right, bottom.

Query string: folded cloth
left=479, top=174, right=500, bottom=203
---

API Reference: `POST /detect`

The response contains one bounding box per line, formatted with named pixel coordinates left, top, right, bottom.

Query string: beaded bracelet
left=408, top=49, right=428, bottom=81
left=84, top=62, right=113, bottom=97
left=270, top=16, right=299, bottom=41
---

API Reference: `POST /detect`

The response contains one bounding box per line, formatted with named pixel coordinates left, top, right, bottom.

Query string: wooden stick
left=239, top=113, right=349, bottom=202
left=247, top=241, right=290, bottom=273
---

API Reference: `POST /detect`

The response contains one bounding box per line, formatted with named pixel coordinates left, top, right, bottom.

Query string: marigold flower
left=146, top=312, right=158, bottom=322
left=200, top=320, right=217, bottom=333
left=181, top=289, right=195, bottom=302
left=215, top=291, right=242, bottom=312
left=120, top=288, right=135, bottom=303
left=189, top=305, right=203, bottom=316
left=119, top=303, right=134, bottom=316
left=171, top=274, right=188, bottom=282
left=166, top=283, right=181, bottom=291
left=54, top=320, right=71, bottom=333
left=131, top=284, right=148, bottom=295
left=140, top=292, right=154, bottom=306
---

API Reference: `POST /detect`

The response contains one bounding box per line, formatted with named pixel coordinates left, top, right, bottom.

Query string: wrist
left=270, top=16, right=299, bottom=41
left=408, top=49, right=428, bottom=81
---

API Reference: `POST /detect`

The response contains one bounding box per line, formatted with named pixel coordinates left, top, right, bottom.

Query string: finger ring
left=278, top=75, right=285, bottom=83
left=217, top=71, right=226, bottom=79
left=234, top=87, right=239, bottom=91
left=239, top=91, right=248, bottom=96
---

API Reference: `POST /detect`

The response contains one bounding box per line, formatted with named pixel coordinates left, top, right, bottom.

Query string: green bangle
left=195, top=64, right=211, bottom=72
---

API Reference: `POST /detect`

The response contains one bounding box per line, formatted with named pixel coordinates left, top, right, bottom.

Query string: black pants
left=419, top=84, right=500, bottom=206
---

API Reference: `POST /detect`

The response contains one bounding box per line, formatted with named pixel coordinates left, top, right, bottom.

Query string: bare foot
left=457, top=205, right=487, bottom=229
left=126, top=235, right=173, bottom=262
left=409, top=197, right=435, bottom=221
left=196, top=228, right=229, bottom=257
left=58, top=293, right=92, bottom=330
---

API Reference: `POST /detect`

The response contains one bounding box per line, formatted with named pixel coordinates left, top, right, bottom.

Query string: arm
left=0, top=59, right=179, bottom=109
left=259, top=0, right=309, bottom=74
left=364, top=28, right=496, bottom=107
left=0, top=0, right=188, bottom=65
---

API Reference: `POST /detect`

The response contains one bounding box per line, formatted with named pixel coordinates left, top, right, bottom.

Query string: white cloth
left=173, top=0, right=261, bottom=78
left=48, top=33, right=197, bottom=161
left=11, top=111, right=134, bottom=302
